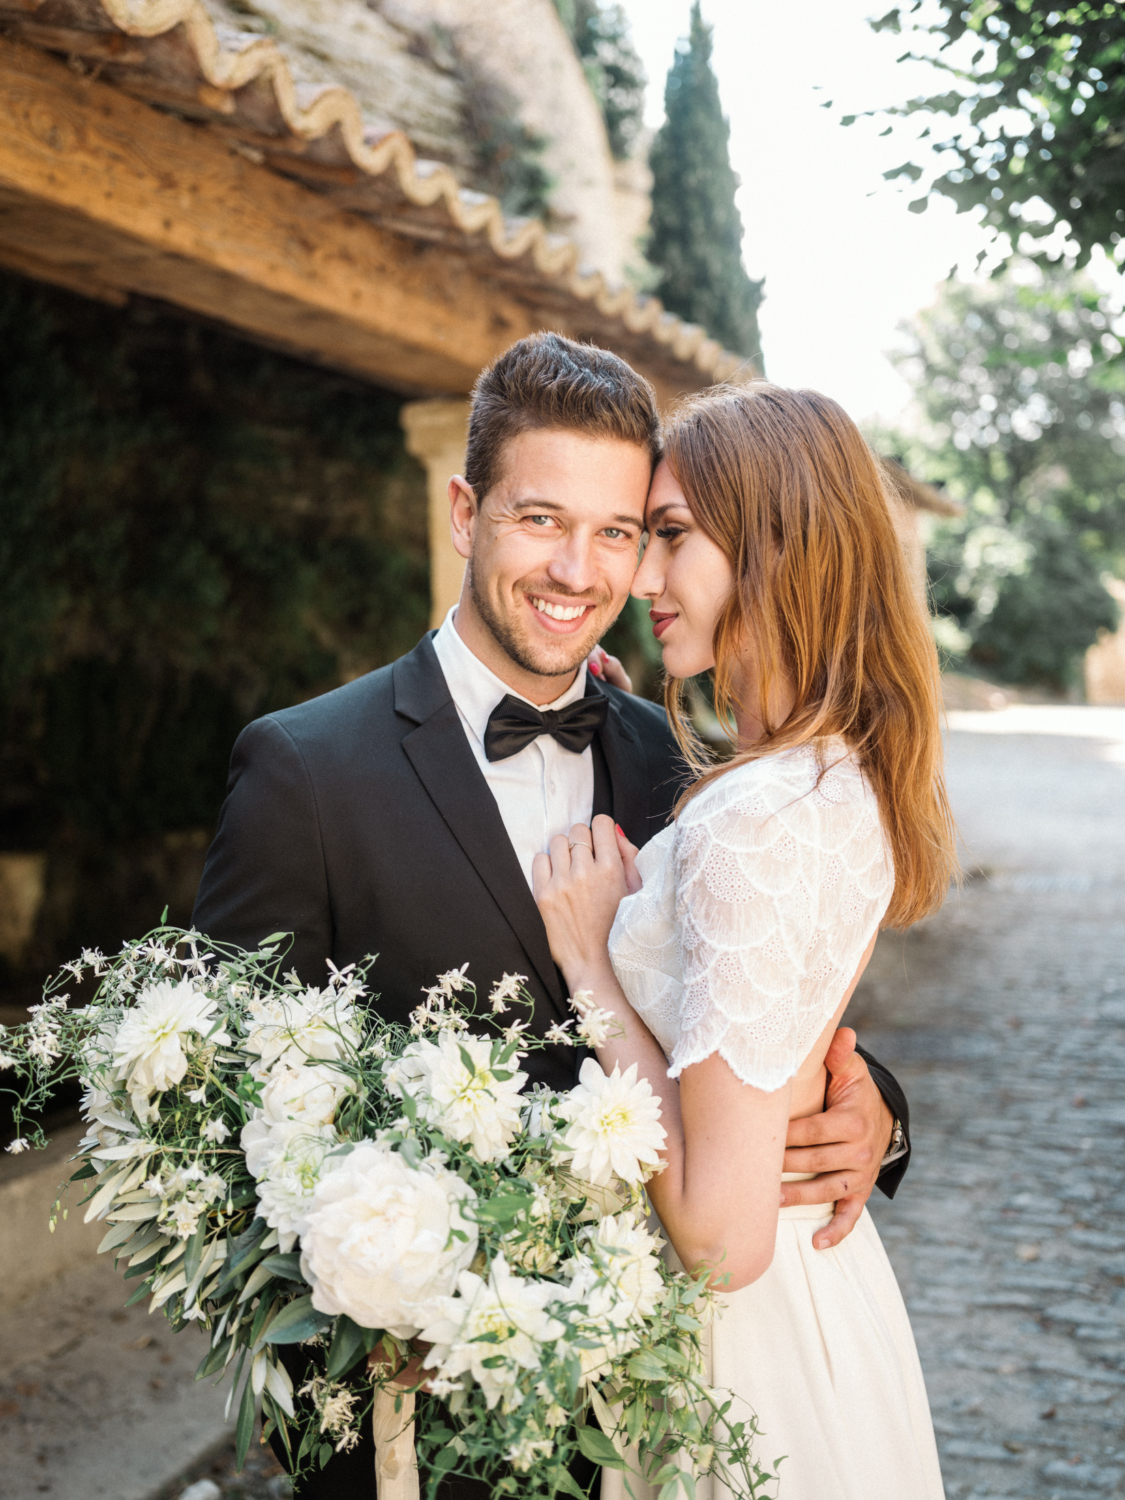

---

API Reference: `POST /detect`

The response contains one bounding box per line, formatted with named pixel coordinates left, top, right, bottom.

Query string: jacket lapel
left=393, top=638, right=567, bottom=1015
left=591, top=683, right=650, bottom=846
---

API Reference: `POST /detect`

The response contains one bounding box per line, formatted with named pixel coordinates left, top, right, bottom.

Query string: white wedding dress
left=603, top=740, right=944, bottom=1500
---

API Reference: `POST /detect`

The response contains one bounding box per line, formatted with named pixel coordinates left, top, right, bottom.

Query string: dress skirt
left=603, top=1202, right=944, bottom=1500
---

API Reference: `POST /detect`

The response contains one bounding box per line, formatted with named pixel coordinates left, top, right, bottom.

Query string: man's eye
left=528, top=514, right=555, bottom=527
left=602, top=527, right=630, bottom=540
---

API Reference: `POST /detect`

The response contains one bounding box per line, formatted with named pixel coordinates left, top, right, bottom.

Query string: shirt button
left=548, top=779, right=557, bottom=795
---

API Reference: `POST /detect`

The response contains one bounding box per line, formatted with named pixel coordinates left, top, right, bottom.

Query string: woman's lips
left=650, top=610, right=676, bottom=640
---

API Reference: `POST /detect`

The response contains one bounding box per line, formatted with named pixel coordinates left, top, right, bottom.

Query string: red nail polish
left=590, top=659, right=601, bottom=675
left=615, top=823, right=625, bottom=837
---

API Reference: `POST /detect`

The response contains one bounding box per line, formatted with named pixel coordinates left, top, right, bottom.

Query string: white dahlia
left=244, top=987, right=359, bottom=1074
left=112, top=980, right=226, bottom=1116
left=300, top=1141, right=478, bottom=1337
left=384, top=1030, right=527, bottom=1164
left=421, top=1255, right=563, bottom=1409
left=242, top=1118, right=337, bottom=1247
left=557, top=1059, right=666, bottom=1189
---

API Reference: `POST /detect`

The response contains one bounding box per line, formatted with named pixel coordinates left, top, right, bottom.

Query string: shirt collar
left=432, top=607, right=589, bottom=751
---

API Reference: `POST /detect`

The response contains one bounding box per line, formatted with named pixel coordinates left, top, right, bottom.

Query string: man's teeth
left=531, top=597, right=589, bottom=622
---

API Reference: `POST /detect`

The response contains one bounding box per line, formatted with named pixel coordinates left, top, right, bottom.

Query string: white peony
left=384, top=1030, right=527, bottom=1163
left=242, top=1118, right=337, bottom=1247
left=300, top=1140, right=478, bottom=1337
left=112, top=980, right=227, bottom=1117
left=259, top=1062, right=353, bottom=1130
left=421, top=1255, right=564, bottom=1409
left=244, top=987, right=359, bottom=1074
left=557, top=1059, right=666, bottom=1189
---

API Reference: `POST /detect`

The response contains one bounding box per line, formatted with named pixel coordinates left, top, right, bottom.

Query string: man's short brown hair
left=463, top=332, right=661, bottom=503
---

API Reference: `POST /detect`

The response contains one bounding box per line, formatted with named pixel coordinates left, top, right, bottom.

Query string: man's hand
left=781, top=1027, right=894, bottom=1251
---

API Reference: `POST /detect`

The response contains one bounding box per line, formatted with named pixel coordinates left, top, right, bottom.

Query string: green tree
left=555, top=0, right=647, bottom=160
left=646, top=2, right=764, bottom=365
left=882, top=266, right=1124, bottom=690
left=861, top=3, right=1125, bottom=271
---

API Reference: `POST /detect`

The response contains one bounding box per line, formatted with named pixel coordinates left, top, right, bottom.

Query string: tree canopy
left=881, top=267, right=1124, bottom=689
left=554, top=0, right=646, bottom=160
left=861, top=3, right=1125, bottom=270
left=647, top=1, right=764, bottom=365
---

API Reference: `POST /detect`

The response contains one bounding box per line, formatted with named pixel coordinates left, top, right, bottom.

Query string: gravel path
left=857, top=707, right=1125, bottom=1500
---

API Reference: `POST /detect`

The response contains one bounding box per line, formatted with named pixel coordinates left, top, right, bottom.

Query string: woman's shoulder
left=678, top=738, right=873, bottom=827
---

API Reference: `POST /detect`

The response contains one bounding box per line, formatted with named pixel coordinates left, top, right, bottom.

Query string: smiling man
left=192, top=333, right=911, bottom=1500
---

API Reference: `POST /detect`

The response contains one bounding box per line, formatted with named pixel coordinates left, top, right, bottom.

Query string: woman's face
left=632, top=460, right=736, bottom=679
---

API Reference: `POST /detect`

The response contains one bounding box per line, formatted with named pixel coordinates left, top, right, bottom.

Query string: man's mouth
left=527, top=595, right=596, bottom=631
left=650, top=610, right=677, bottom=640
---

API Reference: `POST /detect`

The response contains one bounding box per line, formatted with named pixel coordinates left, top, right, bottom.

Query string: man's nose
left=545, top=533, right=599, bottom=593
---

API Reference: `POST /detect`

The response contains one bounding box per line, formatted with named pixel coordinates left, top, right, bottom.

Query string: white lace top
left=608, top=739, right=894, bottom=1092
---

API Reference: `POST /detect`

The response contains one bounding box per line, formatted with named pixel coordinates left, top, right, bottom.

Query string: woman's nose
left=631, top=540, right=661, bottom=601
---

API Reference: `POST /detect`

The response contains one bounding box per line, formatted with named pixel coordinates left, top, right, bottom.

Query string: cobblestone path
left=856, top=707, right=1125, bottom=1500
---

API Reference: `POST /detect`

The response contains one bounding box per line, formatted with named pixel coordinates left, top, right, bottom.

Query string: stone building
left=0, top=0, right=754, bottom=984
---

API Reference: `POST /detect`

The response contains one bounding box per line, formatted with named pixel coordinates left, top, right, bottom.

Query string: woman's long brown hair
left=663, top=383, right=957, bottom=930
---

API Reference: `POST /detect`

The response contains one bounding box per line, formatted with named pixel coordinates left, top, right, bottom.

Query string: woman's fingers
left=531, top=850, right=552, bottom=900
left=591, top=647, right=633, bottom=693
left=566, top=823, right=595, bottom=858
left=615, top=824, right=642, bottom=895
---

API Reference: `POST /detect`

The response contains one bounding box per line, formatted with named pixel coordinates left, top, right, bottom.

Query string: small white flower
left=301, top=1140, right=478, bottom=1337
left=384, top=1031, right=527, bottom=1163
left=557, top=1059, right=666, bottom=1189
left=202, top=1119, right=231, bottom=1144
left=0, top=1052, right=19, bottom=1071
left=506, top=1436, right=554, bottom=1472
left=489, top=972, right=526, bottom=1014
left=543, top=1021, right=575, bottom=1046
left=186, top=1084, right=208, bottom=1104
left=6, top=1137, right=29, bottom=1154
left=569, top=990, right=618, bottom=1050
left=436, top=964, right=471, bottom=994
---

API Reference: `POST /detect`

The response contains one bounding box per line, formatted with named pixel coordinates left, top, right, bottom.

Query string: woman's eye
left=655, top=526, right=685, bottom=542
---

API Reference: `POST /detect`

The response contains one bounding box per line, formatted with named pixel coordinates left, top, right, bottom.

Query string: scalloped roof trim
left=45, top=0, right=750, bottom=385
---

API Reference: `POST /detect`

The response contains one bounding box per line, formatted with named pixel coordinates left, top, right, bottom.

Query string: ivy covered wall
left=0, top=272, right=429, bottom=988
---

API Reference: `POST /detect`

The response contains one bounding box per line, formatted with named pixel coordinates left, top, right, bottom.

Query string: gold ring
left=568, top=839, right=593, bottom=853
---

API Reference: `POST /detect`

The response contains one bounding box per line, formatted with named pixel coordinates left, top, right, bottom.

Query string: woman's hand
left=588, top=645, right=633, bottom=693
left=533, top=815, right=640, bottom=988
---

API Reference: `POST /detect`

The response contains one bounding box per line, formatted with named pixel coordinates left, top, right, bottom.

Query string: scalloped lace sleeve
left=668, top=748, right=894, bottom=1091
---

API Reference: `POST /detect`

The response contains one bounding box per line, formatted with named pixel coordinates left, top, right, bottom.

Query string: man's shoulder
left=253, top=662, right=397, bottom=750
left=601, top=683, right=681, bottom=771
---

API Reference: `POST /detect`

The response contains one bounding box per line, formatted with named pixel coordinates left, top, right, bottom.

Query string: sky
left=616, top=0, right=1000, bottom=429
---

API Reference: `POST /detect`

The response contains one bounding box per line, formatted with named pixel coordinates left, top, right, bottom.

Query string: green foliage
left=0, top=273, right=429, bottom=849
left=555, top=0, right=647, bottom=159
left=881, top=265, right=1125, bottom=689
left=460, top=69, right=553, bottom=218
left=864, top=3, right=1125, bottom=270
left=646, top=2, right=764, bottom=364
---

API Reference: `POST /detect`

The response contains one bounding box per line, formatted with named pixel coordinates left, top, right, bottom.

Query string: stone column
left=400, top=398, right=471, bottom=629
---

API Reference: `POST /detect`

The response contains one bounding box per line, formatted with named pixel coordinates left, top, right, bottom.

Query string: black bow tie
left=483, top=692, right=609, bottom=762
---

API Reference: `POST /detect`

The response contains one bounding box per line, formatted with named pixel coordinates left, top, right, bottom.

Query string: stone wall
left=1085, top=577, right=1125, bottom=705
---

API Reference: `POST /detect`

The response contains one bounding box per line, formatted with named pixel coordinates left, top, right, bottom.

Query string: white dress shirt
left=431, top=608, right=595, bottom=888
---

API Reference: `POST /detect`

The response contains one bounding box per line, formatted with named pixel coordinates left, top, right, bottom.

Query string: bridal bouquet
left=0, top=927, right=775, bottom=1498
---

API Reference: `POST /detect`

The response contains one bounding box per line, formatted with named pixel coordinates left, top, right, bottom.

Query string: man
left=193, top=332, right=910, bottom=1497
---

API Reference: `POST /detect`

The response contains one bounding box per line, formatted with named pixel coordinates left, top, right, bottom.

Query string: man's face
left=450, top=429, right=650, bottom=691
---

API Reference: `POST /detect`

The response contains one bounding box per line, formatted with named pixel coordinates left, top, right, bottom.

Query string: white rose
left=300, top=1141, right=478, bottom=1337
left=259, top=1062, right=353, bottom=1129
left=421, top=1255, right=564, bottom=1409
left=384, top=1030, right=527, bottom=1163
left=557, top=1059, right=666, bottom=1189
left=583, top=1211, right=665, bottom=1320
left=112, top=980, right=227, bottom=1114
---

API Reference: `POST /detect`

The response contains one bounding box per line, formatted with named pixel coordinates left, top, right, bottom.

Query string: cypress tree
left=647, top=2, right=764, bottom=367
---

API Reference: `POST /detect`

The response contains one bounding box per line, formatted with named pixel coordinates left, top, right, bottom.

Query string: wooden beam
left=0, top=38, right=542, bottom=395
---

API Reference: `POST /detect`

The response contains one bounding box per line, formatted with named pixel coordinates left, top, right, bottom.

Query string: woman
left=533, top=384, right=954, bottom=1500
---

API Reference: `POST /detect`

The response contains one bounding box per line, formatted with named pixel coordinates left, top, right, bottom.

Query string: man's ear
left=448, top=476, right=477, bottom=562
